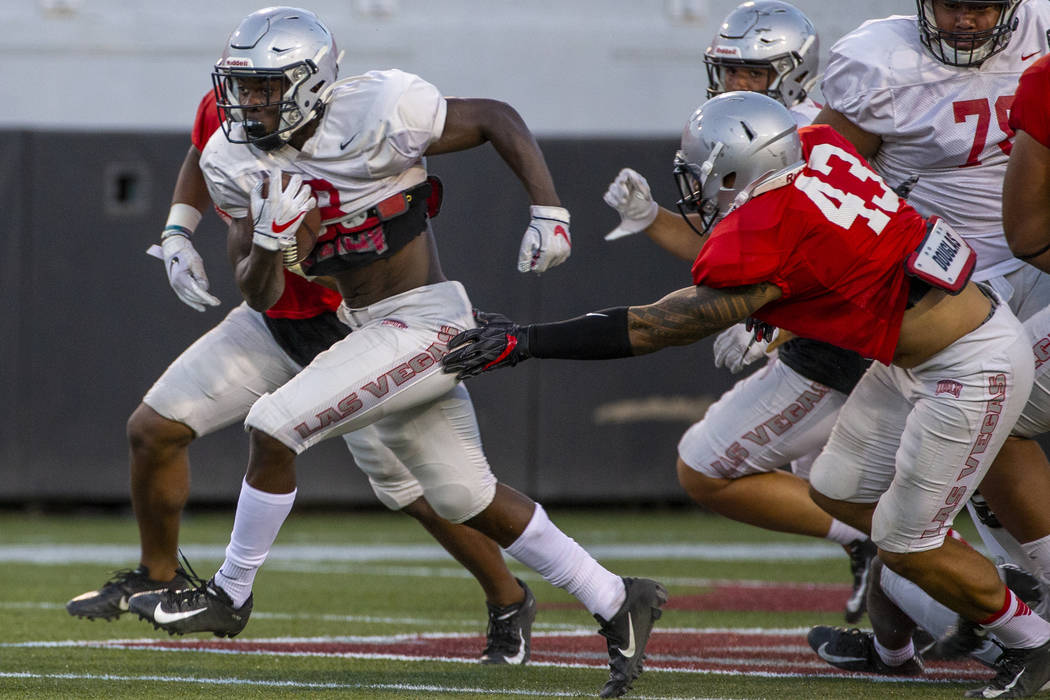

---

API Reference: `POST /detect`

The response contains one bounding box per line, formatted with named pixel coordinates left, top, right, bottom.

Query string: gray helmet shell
left=674, top=91, right=802, bottom=232
left=704, top=1, right=819, bottom=107
left=213, top=6, right=338, bottom=150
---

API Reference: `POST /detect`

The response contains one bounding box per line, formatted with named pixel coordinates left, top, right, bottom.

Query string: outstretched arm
left=442, top=282, right=782, bottom=379
left=625, top=283, right=781, bottom=354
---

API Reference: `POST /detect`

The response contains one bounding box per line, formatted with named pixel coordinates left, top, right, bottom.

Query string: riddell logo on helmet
left=223, top=58, right=253, bottom=67
left=713, top=46, right=742, bottom=57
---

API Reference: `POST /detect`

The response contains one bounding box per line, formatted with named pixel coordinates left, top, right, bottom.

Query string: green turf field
left=0, top=506, right=994, bottom=699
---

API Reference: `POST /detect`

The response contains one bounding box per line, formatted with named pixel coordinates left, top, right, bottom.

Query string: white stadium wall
left=5, top=0, right=909, bottom=135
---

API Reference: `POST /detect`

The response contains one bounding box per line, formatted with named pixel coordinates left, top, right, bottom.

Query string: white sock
left=826, top=518, right=867, bottom=546
left=873, top=637, right=915, bottom=666
left=503, top=504, right=625, bottom=619
left=213, top=479, right=297, bottom=608
left=980, top=588, right=1050, bottom=649
left=1021, top=534, right=1050, bottom=585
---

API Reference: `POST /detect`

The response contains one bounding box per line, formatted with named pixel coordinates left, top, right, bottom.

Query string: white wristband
left=164, top=202, right=204, bottom=236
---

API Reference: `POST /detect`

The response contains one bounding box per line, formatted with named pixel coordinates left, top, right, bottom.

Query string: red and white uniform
left=821, top=1, right=1050, bottom=319
left=144, top=89, right=445, bottom=512
left=201, top=70, right=498, bottom=523
left=680, top=100, right=865, bottom=485
left=695, top=125, right=1032, bottom=554
left=695, top=125, right=923, bottom=364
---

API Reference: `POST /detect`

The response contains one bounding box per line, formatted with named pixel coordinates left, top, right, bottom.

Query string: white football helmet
left=916, top=0, right=1021, bottom=67
left=674, top=92, right=801, bottom=234
left=704, top=1, right=819, bottom=108
left=213, top=6, right=338, bottom=151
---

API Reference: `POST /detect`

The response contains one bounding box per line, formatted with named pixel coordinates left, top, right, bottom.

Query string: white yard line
left=0, top=542, right=851, bottom=564
left=0, top=672, right=733, bottom=699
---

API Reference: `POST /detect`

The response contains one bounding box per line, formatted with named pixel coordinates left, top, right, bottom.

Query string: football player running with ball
left=125, top=8, right=665, bottom=698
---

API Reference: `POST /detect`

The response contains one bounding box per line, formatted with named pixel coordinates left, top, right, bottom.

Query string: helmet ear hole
left=723, top=173, right=737, bottom=189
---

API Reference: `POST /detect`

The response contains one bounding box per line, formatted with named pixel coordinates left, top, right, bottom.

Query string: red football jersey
left=190, top=91, right=343, bottom=319
left=691, top=124, right=926, bottom=364
left=1009, top=54, right=1050, bottom=149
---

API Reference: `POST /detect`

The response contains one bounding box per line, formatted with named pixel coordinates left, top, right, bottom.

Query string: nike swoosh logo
left=554, top=224, right=570, bottom=243
left=272, top=211, right=305, bottom=233
left=152, top=603, right=207, bottom=625
left=505, top=630, right=527, bottom=664
left=482, top=333, right=518, bottom=371
left=1023, top=51, right=1040, bottom=61
left=973, top=668, right=1025, bottom=697
left=617, top=612, right=637, bottom=658
left=816, top=641, right=866, bottom=665
left=340, top=133, right=360, bottom=150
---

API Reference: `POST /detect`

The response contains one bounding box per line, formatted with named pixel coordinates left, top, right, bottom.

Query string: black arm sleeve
left=526, top=306, right=633, bottom=360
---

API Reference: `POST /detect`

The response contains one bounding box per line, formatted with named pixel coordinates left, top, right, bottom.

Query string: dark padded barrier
left=0, top=130, right=773, bottom=506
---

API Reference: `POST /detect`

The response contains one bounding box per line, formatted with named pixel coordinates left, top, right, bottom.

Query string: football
left=257, top=172, right=323, bottom=265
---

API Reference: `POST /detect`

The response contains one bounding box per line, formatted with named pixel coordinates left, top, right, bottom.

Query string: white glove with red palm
left=250, top=167, right=316, bottom=252
left=517, top=205, right=571, bottom=273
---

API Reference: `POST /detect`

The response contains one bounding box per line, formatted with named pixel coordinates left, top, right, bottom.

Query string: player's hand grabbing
left=443, top=309, right=531, bottom=380
left=250, top=167, right=317, bottom=252
left=160, top=234, right=221, bottom=312
left=712, top=323, right=771, bottom=374
left=518, top=205, right=571, bottom=273
left=603, top=168, right=658, bottom=241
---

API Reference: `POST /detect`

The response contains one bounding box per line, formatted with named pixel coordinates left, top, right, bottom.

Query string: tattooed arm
left=442, top=282, right=782, bottom=379
left=626, top=283, right=782, bottom=354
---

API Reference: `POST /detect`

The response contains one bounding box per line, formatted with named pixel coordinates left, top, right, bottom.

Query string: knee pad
left=416, top=463, right=497, bottom=523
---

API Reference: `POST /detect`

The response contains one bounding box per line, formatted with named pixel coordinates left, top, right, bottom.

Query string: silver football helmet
left=704, top=1, right=819, bottom=108
left=916, top=0, right=1021, bottom=67
left=213, top=6, right=338, bottom=151
left=674, top=92, right=801, bottom=234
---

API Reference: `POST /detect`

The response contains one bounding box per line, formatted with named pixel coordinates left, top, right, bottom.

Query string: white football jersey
left=821, top=0, right=1050, bottom=278
left=201, top=69, right=446, bottom=223
left=789, top=96, right=821, bottom=126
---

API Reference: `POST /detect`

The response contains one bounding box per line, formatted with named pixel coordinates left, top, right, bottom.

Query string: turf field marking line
left=0, top=541, right=851, bottom=563
left=0, top=671, right=734, bottom=699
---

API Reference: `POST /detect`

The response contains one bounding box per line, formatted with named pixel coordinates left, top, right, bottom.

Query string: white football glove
left=713, top=323, right=773, bottom=374
left=517, top=205, right=572, bottom=273
left=603, top=168, right=658, bottom=241
left=250, top=167, right=316, bottom=252
left=148, top=235, right=221, bottom=312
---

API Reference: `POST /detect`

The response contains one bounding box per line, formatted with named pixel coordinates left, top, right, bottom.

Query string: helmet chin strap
left=243, top=120, right=284, bottom=152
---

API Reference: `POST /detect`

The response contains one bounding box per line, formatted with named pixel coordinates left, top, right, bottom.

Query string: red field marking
left=100, top=629, right=991, bottom=682
left=538, top=581, right=855, bottom=613
left=667, top=581, right=852, bottom=612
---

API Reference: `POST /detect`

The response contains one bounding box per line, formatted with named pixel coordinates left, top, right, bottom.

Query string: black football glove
left=442, top=309, right=532, bottom=380
left=745, top=317, right=777, bottom=343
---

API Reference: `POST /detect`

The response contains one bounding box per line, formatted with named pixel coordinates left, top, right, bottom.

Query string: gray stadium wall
left=0, top=130, right=784, bottom=507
